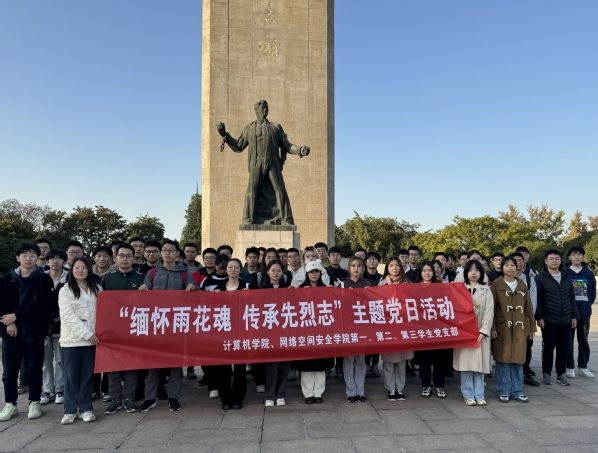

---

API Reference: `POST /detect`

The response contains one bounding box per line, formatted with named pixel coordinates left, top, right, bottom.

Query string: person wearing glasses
left=194, top=248, right=218, bottom=287
left=100, top=244, right=145, bottom=415
left=138, top=240, right=196, bottom=413
left=138, top=240, right=161, bottom=275
left=65, top=241, right=84, bottom=270
left=35, top=239, right=52, bottom=271
left=128, top=237, right=145, bottom=269
left=0, top=243, right=55, bottom=422
left=406, top=246, right=421, bottom=282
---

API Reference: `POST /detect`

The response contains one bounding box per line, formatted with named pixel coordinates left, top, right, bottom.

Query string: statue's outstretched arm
left=217, top=122, right=248, bottom=153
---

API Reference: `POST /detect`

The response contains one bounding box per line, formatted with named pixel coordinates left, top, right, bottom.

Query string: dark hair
left=328, top=246, right=342, bottom=255
left=354, top=247, right=367, bottom=255
left=467, top=250, right=482, bottom=259
left=261, top=248, right=280, bottom=274
left=245, top=246, right=260, bottom=258
left=408, top=245, right=421, bottom=254
left=215, top=253, right=230, bottom=267
left=287, top=247, right=300, bottom=256
left=568, top=246, right=585, bottom=257
left=447, top=253, right=456, bottom=261
left=116, top=243, right=135, bottom=256
left=92, top=245, right=113, bottom=258
left=544, top=249, right=561, bottom=259
left=463, top=260, right=485, bottom=286
left=515, top=246, right=530, bottom=254
left=431, top=260, right=443, bottom=272
left=261, top=259, right=285, bottom=287
left=509, top=252, right=524, bottom=260
left=16, top=242, right=40, bottom=257
left=314, top=242, right=328, bottom=251
left=66, top=240, right=83, bottom=250
left=480, top=255, right=489, bottom=263
left=500, top=256, right=518, bottom=271
left=67, top=258, right=100, bottom=299
left=492, top=252, right=505, bottom=259
left=227, top=258, right=243, bottom=270
left=415, top=261, right=438, bottom=283
left=46, top=249, right=67, bottom=261
left=459, top=251, right=469, bottom=258
left=365, top=251, right=381, bottom=262
left=129, top=237, right=145, bottom=244
left=397, top=248, right=409, bottom=256
left=299, top=268, right=326, bottom=287
left=434, top=252, right=448, bottom=260
left=217, top=244, right=233, bottom=255
left=145, top=240, right=161, bottom=249
left=277, top=248, right=287, bottom=255
left=382, top=257, right=410, bottom=283
left=35, top=238, right=52, bottom=248
left=162, top=239, right=179, bottom=250
left=258, top=247, right=266, bottom=252
left=202, top=247, right=218, bottom=257
left=265, top=259, right=283, bottom=272
left=110, top=240, right=124, bottom=248
left=183, top=242, right=198, bottom=252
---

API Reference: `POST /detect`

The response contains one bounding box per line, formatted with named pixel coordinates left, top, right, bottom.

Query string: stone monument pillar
left=201, top=0, right=334, bottom=255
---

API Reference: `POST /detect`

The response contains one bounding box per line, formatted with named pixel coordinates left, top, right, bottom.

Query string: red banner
left=95, top=284, right=479, bottom=373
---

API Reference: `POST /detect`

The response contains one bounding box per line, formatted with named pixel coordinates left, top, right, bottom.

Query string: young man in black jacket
left=535, top=249, right=579, bottom=386
left=0, top=243, right=55, bottom=422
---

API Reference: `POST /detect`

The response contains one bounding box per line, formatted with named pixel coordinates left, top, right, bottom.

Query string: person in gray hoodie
left=137, top=240, right=196, bottom=413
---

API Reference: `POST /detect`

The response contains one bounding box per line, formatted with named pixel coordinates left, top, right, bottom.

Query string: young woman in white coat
left=378, top=257, right=413, bottom=401
left=58, top=258, right=101, bottom=425
left=453, top=260, right=494, bottom=406
left=290, top=247, right=330, bottom=287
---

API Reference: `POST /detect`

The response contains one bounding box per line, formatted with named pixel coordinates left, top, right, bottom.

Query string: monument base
left=235, top=229, right=300, bottom=258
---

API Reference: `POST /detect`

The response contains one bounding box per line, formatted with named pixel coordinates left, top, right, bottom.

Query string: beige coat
left=378, top=277, right=414, bottom=362
left=453, top=284, right=494, bottom=373
left=490, top=277, right=537, bottom=364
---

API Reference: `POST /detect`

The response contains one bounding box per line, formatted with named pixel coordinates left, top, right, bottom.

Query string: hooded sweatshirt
left=0, top=267, right=55, bottom=343
left=142, top=262, right=196, bottom=290
left=563, top=263, right=596, bottom=319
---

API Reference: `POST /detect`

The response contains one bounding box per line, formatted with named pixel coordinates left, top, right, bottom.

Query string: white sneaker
left=579, top=368, right=595, bottom=378
left=256, top=385, right=265, bottom=393
left=566, top=368, right=576, bottom=378
left=0, top=403, right=18, bottom=422
left=276, top=398, right=286, bottom=406
left=55, top=392, right=64, bottom=404
left=40, top=392, right=54, bottom=405
left=264, top=400, right=275, bottom=407
left=209, top=390, right=219, bottom=399
left=80, top=411, right=96, bottom=423
left=61, top=414, right=75, bottom=425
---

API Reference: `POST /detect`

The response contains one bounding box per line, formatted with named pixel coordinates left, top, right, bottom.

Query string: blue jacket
left=563, top=263, right=596, bottom=319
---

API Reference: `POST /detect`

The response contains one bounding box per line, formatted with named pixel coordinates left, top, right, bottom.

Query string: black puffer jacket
left=535, top=269, right=579, bottom=324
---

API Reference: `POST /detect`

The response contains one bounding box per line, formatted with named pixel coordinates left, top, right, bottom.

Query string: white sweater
left=58, top=284, right=101, bottom=348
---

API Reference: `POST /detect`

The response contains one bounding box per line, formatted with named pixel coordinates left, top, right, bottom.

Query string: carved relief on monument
left=255, top=2, right=281, bottom=24
left=256, top=38, right=282, bottom=64
left=253, top=1, right=287, bottom=78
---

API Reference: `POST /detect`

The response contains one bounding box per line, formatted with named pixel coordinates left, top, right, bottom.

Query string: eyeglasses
left=67, top=250, right=83, bottom=256
left=367, top=258, right=379, bottom=262
left=117, top=254, right=134, bottom=259
left=203, top=256, right=216, bottom=261
left=131, top=245, right=144, bottom=249
left=49, top=258, right=64, bottom=262
left=20, top=254, right=38, bottom=259
left=38, top=246, right=50, bottom=251
left=145, top=250, right=160, bottom=255
left=162, top=248, right=177, bottom=254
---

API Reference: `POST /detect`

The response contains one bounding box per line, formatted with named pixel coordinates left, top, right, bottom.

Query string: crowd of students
left=0, top=237, right=593, bottom=424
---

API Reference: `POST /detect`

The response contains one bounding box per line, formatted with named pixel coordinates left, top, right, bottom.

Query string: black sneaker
left=347, top=396, right=357, bottom=403
left=305, top=397, right=315, bottom=404
left=314, top=397, right=323, bottom=404
left=357, top=395, right=367, bottom=402
left=387, top=391, right=397, bottom=401
left=104, top=399, right=122, bottom=415
left=168, top=398, right=181, bottom=412
left=232, top=401, right=243, bottom=410
left=138, top=399, right=157, bottom=412
left=524, top=376, right=541, bottom=387
left=396, top=391, right=406, bottom=400
left=123, top=398, right=138, bottom=413
left=221, top=402, right=232, bottom=410
left=436, top=387, right=447, bottom=399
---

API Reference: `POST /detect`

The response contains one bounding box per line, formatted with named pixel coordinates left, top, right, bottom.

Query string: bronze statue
left=217, top=100, right=310, bottom=226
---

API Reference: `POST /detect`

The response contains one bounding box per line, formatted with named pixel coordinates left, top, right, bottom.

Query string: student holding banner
left=295, top=260, right=334, bottom=404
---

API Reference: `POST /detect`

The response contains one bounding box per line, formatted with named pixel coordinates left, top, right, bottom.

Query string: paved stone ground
left=2, top=332, right=598, bottom=453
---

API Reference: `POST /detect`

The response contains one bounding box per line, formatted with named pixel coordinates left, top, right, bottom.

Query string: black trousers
left=93, top=372, right=109, bottom=395
left=2, top=335, right=44, bottom=403
left=568, top=318, right=590, bottom=369
left=214, top=364, right=247, bottom=403
left=419, top=365, right=445, bottom=388
left=523, top=338, right=534, bottom=375
left=542, top=323, right=571, bottom=376
left=251, top=363, right=266, bottom=387
left=365, top=354, right=379, bottom=366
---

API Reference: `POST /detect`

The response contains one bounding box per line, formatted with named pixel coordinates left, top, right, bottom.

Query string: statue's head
left=254, top=99, right=268, bottom=120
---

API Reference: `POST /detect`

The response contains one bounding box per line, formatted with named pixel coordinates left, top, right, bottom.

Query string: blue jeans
left=495, top=362, right=523, bottom=398
left=461, top=371, right=485, bottom=399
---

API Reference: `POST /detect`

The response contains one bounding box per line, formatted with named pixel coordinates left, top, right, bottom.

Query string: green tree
left=180, top=187, right=202, bottom=248
left=126, top=214, right=165, bottom=241
left=335, top=212, right=419, bottom=261
left=61, top=206, right=128, bottom=254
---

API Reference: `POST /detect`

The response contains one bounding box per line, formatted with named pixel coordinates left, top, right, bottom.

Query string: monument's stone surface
left=202, top=0, right=334, bottom=254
